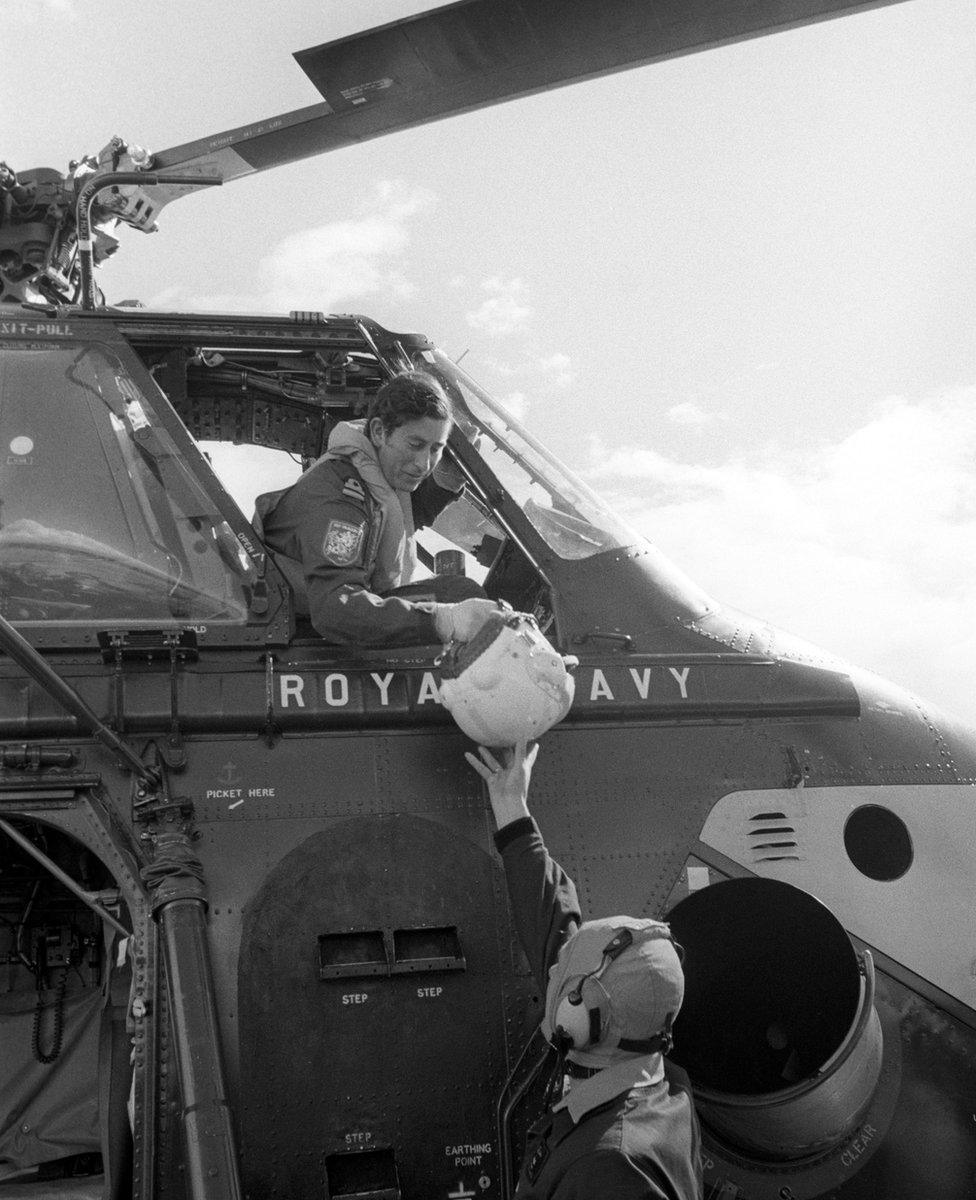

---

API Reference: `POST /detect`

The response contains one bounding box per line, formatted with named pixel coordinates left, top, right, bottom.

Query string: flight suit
left=257, top=455, right=474, bottom=646
left=495, top=817, right=703, bottom=1200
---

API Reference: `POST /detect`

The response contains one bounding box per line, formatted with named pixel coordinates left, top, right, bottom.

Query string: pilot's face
left=373, top=415, right=451, bottom=492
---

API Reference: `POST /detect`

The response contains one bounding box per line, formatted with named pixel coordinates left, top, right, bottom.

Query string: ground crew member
left=255, top=371, right=498, bottom=646
left=466, top=741, right=703, bottom=1199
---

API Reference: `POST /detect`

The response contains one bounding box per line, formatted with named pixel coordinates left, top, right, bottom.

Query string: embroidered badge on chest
left=322, top=519, right=366, bottom=566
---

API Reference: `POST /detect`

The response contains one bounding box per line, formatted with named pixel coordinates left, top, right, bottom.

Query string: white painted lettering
left=840, top=1123, right=876, bottom=1169
left=370, top=672, right=394, bottom=706
left=417, top=672, right=441, bottom=704
left=237, top=531, right=258, bottom=556
left=590, top=669, right=615, bottom=701
left=417, top=986, right=443, bottom=998
left=342, top=993, right=369, bottom=1005
left=247, top=787, right=275, bottom=798
left=668, top=666, right=691, bottom=698
left=280, top=674, right=306, bottom=708
left=629, top=668, right=652, bottom=699
left=345, top=1131, right=373, bottom=1145
left=206, top=788, right=243, bottom=799
left=323, top=673, right=350, bottom=707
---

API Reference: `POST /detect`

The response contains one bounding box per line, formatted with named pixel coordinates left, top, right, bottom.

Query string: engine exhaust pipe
left=666, top=876, right=882, bottom=1161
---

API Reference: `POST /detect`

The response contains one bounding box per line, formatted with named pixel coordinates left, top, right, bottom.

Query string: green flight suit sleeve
left=494, top=817, right=582, bottom=991
left=262, top=461, right=441, bottom=647
left=412, top=471, right=463, bottom=530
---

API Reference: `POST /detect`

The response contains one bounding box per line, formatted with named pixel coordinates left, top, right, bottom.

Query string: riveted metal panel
left=237, top=813, right=533, bottom=1199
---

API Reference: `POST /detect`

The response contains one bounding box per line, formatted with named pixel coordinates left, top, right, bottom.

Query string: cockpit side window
left=410, top=349, right=642, bottom=561
left=0, top=341, right=252, bottom=626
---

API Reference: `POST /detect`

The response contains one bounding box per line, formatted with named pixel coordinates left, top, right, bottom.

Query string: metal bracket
left=785, top=745, right=811, bottom=789
left=262, top=653, right=281, bottom=748
left=0, top=744, right=76, bottom=771
left=97, top=628, right=199, bottom=666
left=130, top=744, right=189, bottom=829
left=572, top=628, right=634, bottom=651
left=99, top=630, right=196, bottom=770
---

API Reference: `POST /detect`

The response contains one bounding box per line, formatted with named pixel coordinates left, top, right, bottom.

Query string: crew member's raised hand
left=465, top=740, right=539, bottom=828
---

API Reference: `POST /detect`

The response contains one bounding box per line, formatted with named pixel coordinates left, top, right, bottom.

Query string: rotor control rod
left=0, top=610, right=158, bottom=786
left=76, top=171, right=221, bottom=309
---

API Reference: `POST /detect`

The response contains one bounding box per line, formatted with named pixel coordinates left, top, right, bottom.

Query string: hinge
left=98, top=629, right=195, bottom=770
left=97, top=628, right=199, bottom=665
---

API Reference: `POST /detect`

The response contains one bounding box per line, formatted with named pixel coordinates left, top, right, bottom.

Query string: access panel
left=237, top=812, right=528, bottom=1199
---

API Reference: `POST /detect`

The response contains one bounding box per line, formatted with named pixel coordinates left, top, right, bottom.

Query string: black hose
left=32, top=968, right=68, bottom=1064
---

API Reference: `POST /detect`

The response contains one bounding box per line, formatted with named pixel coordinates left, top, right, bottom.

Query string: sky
left=4, top=0, right=975, bottom=724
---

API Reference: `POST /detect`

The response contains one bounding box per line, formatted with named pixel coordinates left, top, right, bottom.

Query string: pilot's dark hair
left=366, top=372, right=453, bottom=441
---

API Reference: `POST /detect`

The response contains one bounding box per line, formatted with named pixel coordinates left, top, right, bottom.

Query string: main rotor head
left=0, top=138, right=158, bottom=305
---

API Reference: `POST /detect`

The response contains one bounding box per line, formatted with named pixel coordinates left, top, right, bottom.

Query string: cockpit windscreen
left=412, top=349, right=641, bottom=561
left=0, top=342, right=252, bottom=624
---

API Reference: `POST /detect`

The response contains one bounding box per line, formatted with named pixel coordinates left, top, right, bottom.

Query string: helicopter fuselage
left=1, top=306, right=975, bottom=1199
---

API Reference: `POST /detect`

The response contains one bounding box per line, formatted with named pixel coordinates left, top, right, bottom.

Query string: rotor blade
left=295, top=0, right=910, bottom=138
left=149, top=0, right=907, bottom=207
left=147, top=103, right=337, bottom=211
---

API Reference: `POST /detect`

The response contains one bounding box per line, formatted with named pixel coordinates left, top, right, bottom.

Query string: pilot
left=466, top=741, right=703, bottom=1200
left=255, top=371, right=498, bottom=646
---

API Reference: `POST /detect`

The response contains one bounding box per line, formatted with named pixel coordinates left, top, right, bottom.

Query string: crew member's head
left=541, top=917, right=685, bottom=1070
left=366, top=372, right=453, bottom=492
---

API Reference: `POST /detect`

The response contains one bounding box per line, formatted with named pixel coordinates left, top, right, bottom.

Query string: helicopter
left=1, top=0, right=975, bottom=1197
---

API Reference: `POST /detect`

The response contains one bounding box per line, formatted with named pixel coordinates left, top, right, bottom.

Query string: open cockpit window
left=411, top=348, right=641, bottom=561
left=0, top=341, right=253, bottom=626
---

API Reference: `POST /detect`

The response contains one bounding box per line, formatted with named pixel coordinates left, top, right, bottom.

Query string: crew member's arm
left=466, top=742, right=581, bottom=988
left=265, top=464, right=492, bottom=647
left=411, top=467, right=463, bottom=530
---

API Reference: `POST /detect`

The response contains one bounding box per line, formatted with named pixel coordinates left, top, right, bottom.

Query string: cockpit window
left=411, top=349, right=640, bottom=560
left=0, top=341, right=251, bottom=625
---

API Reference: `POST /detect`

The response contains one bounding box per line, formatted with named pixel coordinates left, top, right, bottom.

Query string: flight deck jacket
left=256, top=456, right=460, bottom=647
left=494, top=817, right=703, bottom=1200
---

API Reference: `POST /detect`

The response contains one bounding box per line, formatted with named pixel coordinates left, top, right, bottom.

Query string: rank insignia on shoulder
left=342, top=478, right=366, bottom=503
left=322, top=519, right=366, bottom=567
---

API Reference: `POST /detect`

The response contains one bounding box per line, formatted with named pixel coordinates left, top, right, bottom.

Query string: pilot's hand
left=465, top=741, right=539, bottom=828
left=433, top=597, right=500, bottom=643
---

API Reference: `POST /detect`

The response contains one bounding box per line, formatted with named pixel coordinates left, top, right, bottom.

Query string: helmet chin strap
left=618, top=1013, right=675, bottom=1056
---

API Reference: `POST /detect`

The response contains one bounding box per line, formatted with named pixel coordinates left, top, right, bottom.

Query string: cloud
left=146, top=180, right=435, bottom=313
left=497, top=392, right=529, bottom=422
left=5, top=0, right=75, bottom=18
left=667, top=401, right=724, bottom=427
left=360, top=179, right=435, bottom=223
left=465, top=277, right=533, bottom=335
left=583, top=387, right=976, bottom=725
left=259, top=181, right=435, bottom=311
left=536, top=352, right=574, bottom=387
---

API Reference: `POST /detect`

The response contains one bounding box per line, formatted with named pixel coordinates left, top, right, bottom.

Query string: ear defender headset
left=551, top=925, right=684, bottom=1055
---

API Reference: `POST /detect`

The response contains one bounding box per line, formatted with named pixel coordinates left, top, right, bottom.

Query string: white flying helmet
left=438, top=609, right=577, bottom=745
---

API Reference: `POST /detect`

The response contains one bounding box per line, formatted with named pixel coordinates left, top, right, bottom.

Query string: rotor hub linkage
left=76, top=171, right=221, bottom=309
